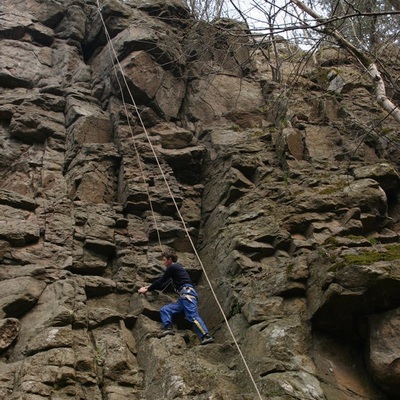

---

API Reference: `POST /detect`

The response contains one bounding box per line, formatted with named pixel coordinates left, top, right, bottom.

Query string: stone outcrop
left=1, top=0, right=400, bottom=399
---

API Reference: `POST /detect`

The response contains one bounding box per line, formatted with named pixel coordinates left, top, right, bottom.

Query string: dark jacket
left=148, top=263, right=193, bottom=292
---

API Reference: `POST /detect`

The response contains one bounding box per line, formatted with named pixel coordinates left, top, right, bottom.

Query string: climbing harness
left=178, top=285, right=194, bottom=295
left=181, top=293, right=196, bottom=302
left=95, top=2, right=264, bottom=399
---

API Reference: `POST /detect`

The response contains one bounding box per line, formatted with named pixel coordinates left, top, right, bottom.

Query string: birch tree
left=289, top=0, right=400, bottom=123
left=187, top=0, right=400, bottom=123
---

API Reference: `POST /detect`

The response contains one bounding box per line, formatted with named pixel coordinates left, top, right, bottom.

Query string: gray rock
left=0, top=40, right=53, bottom=88
left=0, top=318, right=20, bottom=350
left=368, top=308, right=400, bottom=396
left=0, top=190, right=36, bottom=211
left=0, top=221, right=40, bottom=247
left=0, top=277, right=46, bottom=319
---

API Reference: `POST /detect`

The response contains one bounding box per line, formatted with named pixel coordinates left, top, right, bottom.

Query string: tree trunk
left=388, top=0, right=400, bottom=11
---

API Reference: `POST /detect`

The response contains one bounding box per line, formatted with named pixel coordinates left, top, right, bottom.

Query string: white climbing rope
left=95, top=3, right=264, bottom=399
left=111, top=63, right=163, bottom=252
left=95, top=2, right=163, bottom=252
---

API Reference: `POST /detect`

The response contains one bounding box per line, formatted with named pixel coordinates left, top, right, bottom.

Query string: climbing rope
left=95, top=3, right=163, bottom=252
left=95, top=2, right=264, bottom=399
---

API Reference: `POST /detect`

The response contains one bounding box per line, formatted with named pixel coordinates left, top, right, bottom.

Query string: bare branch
left=290, top=0, right=400, bottom=124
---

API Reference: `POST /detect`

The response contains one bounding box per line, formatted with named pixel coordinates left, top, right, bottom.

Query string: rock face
left=1, top=1, right=400, bottom=399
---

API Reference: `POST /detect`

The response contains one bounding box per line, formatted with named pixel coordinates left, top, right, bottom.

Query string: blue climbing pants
left=160, top=285, right=209, bottom=338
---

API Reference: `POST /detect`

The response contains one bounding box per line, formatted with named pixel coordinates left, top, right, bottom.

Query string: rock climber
left=138, top=250, right=214, bottom=345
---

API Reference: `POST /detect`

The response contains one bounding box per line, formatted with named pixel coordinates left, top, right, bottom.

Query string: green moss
left=324, top=236, right=340, bottom=248
left=332, top=244, right=400, bottom=270
left=258, top=105, right=269, bottom=115
left=230, top=299, right=242, bottom=317
left=380, top=127, right=395, bottom=136
left=310, top=68, right=331, bottom=87
left=281, top=172, right=290, bottom=186
left=286, top=262, right=296, bottom=274
left=249, top=129, right=268, bottom=138
left=324, top=235, right=377, bottom=249
left=95, top=345, right=106, bottom=366
left=263, top=382, right=286, bottom=396
left=318, top=180, right=348, bottom=195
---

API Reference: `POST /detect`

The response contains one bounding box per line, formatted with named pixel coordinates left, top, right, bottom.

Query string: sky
left=224, top=0, right=320, bottom=45
left=224, top=0, right=300, bottom=37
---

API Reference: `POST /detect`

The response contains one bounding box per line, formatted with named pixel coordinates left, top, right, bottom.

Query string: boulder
left=0, top=190, right=36, bottom=211
left=0, top=40, right=53, bottom=88
left=0, top=277, right=46, bottom=319
left=0, top=221, right=40, bottom=247
left=1, top=0, right=64, bottom=28
left=184, top=75, right=264, bottom=123
left=115, top=50, right=185, bottom=119
left=9, top=105, right=65, bottom=143
left=352, top=163, right=400, bottom=198
left=368, top=308, right=400, bottom=397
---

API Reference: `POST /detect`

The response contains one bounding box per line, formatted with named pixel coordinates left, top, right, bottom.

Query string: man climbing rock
left=138, top=250, right=214, bottom=345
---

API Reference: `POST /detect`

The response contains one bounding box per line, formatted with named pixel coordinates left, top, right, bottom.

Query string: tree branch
left=290, top=0, right=400, bottom=124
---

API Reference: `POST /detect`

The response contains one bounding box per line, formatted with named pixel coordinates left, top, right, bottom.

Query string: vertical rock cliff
left=1, top=1, right=400, bottom=399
